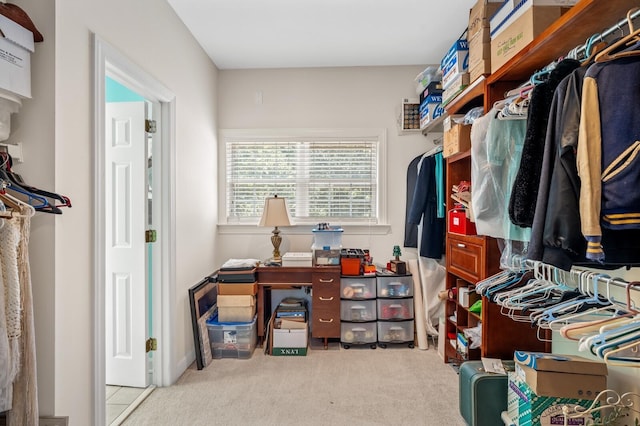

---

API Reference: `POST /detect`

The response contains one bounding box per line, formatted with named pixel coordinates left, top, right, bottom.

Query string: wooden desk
left=257, top=266, right=341, bottom=349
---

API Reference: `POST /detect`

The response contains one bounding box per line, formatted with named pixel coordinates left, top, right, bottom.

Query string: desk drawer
left=447, top=234, right=484, bottom=283
left=312, top=270, right=340, bottom=338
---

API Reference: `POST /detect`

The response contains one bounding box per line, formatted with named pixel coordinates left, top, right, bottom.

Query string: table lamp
left=258, top=195, right=291, bottom=262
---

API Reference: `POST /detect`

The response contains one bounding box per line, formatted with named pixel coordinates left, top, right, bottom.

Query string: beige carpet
left=123, top=343, right=466, bottom=426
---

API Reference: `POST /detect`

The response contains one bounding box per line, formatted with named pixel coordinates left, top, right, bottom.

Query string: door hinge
left=145, top=119, right=157, bottom=134
left=145, top=229, right=157, bottom=243
left=146, top=337, right=157, bottom=353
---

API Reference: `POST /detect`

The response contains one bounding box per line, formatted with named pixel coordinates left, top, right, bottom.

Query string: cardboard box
left=217, top=281, right=258, bottom=296
left=513, top=352, right=607, bottom=400
left=468, top=0, right=504, bottom=40
left=490, top=6, right=566, bottom=73
left=508, top=372, right=599, bottom=426
left=468, top=29, right=492, bottom=79
left=441, top=39, right=469, bottom=90
left=514, top=351, right=608, bottom=376
left=515, top=364, right=606, bottom=400
left=272, top=321, right=308, bottom=356
left=443, top=123, right=471, bottom=158
left=217, top=294, right=256, bottom=322
left=0, top=14, right=35, bottom=98
left=419, top=94, right=444, bottom=129
left=469, top=59, right=491, bottom=85
left=442, top=73, right=470, bottom=105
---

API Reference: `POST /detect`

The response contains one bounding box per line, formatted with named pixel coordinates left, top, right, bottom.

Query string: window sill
left=217, top=223, right=391, bottom=235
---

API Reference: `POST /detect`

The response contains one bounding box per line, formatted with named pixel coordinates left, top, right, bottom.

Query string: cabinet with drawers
left=340, top=275, right=377, bottom=349
left=311, top=268, right=341, bottom=348
left=376, top=273, right=415, bottom=349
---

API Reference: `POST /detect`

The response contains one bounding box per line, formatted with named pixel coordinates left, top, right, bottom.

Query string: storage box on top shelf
left=419, top=93, right=444, bottom=130
left=490, top=5, right=569, bottom=73
left=442, top=73, right=470, bottom=106
left=490, top=0, right=577, bottom=40
left=468, top=0, right=503, bottom=41
left=414, top=65, right=441, bottom=96
left=467, top=29, right=492, bottom=83
left=0, top=14, right=35, bottom=98
left=441, top=38, right=469, bottom=90
left=419, top=80, right=443, bottom=104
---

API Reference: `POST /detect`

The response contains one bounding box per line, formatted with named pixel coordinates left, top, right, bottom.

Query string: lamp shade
left=258, top=195, right=291, bottom=227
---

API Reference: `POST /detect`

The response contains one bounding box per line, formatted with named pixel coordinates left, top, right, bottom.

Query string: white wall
left=216, top=66, right=440, bottom=267
left=6, top=0, right=219, bottom=423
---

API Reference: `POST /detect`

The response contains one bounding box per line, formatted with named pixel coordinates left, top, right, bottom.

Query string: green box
left=271, top=347, right=307, bottom=356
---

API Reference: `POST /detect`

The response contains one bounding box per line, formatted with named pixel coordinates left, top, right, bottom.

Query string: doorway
left=94, top=36, right=177, bottom=426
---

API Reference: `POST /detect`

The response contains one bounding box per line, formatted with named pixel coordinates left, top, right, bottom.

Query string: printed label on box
left=223, top=330, right=237, bottom=344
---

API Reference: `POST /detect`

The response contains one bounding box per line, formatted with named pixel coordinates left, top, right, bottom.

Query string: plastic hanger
left=595, top=8, right=640, bottom=63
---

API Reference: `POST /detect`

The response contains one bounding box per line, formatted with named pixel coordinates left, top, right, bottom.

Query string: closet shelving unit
left=437, top=0, right=640, bottom=363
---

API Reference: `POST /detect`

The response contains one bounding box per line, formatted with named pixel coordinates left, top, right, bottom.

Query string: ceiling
left=166, top=0, right=477, bottom=70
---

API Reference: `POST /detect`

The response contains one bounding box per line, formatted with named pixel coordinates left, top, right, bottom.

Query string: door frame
left=93, top=35, right=177, bottom=426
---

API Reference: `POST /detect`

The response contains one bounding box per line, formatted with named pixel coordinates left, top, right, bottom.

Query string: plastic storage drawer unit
left=340, top=299, right=377, bottom=322
left=340, top=277, right=376, bottom=299
left=376, top=275, right=414, bottom=298
left=459, top=360, right=514, bottom=426
left=340, top=321, right=377, bottom=349
left=377, top=298, right=414, bottom=320
left=206, top=314, right=257, bottom=359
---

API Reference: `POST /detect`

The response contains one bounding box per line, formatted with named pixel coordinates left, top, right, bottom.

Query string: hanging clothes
left=508, top=58, right=580, bottom=228
left=407, top=153, right=445, bottom=259
left=471, top=108, right=530, bottom=242
left=404, top=153, right=423, bottom=249
left=577, top=39, right=640, bottom=263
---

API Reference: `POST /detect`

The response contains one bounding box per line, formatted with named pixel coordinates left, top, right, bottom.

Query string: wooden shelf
left=444, top=76, right=486, bottom=115
left=487, top=0, right=640, bottom=84
left=420, top=113, right=446, bottom=136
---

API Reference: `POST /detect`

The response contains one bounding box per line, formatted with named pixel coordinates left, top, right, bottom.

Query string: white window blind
left=225, top=136, right=380, bottom=224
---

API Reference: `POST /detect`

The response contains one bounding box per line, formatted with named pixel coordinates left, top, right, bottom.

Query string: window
left=221, top=129, right=386, bottom=225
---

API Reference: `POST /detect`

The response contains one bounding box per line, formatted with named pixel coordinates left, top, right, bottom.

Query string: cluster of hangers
left=493, top=7, right=640, bottom=121
left=475, top=257, right=640, bottom=367
left=0, top=151, right=71, bottom=216
left=561, top=390, right=640, bottom=425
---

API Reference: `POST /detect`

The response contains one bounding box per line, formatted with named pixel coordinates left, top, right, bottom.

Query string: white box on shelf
left=0, top=14, right=35, bottom=98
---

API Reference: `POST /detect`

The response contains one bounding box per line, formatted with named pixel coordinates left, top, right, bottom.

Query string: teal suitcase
left=459, top=360, right=514, bottom=426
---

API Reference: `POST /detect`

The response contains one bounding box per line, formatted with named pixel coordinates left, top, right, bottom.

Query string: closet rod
left=572, top=8, right=640, bottom=58
left=522, top=259, right=640, bottom=294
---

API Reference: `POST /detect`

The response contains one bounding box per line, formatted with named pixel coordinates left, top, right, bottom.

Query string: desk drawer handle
left=319, top=278, right=335, bottom=283
left=457, top=243, right=466, bottom=248
left=318, top=318, right=334, bottom=323
left=319, top=296, right=334, bottom=301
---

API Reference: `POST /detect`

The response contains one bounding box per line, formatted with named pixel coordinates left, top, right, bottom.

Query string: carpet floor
left=123, top=341, right=465, bottom=426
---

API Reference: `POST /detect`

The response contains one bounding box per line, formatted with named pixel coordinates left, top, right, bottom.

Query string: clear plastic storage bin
left=377, top=320, right=415, bottom=344
left=340, top=322, right=377, bottom=345
left=340, top=299, right=377, bottom=322
left=377, top=298, right=414, bottom=320
left=341, top=277, right=376, bottom=300
left=311, top=227, right=343, bottom=249
left=376, top=275, right=414, bottom=298
left=206, top=314, right=257, bottom=359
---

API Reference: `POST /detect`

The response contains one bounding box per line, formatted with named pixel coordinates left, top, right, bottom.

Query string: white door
left=105, top=101, right=149, bottom=387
